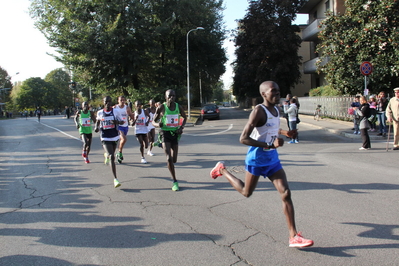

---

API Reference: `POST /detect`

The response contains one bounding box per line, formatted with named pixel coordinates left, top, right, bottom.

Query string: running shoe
left=294, top=140, right=299, bottom=144
left=114, top=178, right=121, bottom=188
left=210, top=161, right=225, bottom=179
left=82, top=151, right=87, bottom=158
left=172, top=182, right=179, bottom=191
left=116, top=153, right=122, bottom=164
left=288, top=140, right=295, bottom=144
left=289, top=232, right=314, bottom=248
left=147, top=150, right=154, bottom=156
left=85, top=157, right=90, bottom=164
left=118, top=152, right=124, bottom=160
left=141, top=158, right=147, bottom=164
left=359, top=147, right=369, bottom=150
left=104, top=153, right=110, bottom=165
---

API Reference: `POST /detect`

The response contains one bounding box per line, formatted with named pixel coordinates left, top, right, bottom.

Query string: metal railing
left=297, top=96, right=355, bottom=120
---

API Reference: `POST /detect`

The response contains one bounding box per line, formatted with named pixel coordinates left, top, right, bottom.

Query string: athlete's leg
left=163, top=141, right=176, bottom=182
left=118, top=130, right=127, bottom=153
left=268, top=168, right=297, bottom=238
left=220, top=167, right=260, bottom=198
left=148, top=128, right=155, bottom=152
left=103, top=141, right=118, bottom=179
left=137, top=135, right=145, bottom=158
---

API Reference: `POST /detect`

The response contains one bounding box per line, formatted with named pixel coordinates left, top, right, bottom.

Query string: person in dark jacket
left=355, top=96, right=371, bottom=150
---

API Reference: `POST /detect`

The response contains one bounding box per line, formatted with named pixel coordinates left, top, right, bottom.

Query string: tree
left=13, top=77, right=57, bottom=110
left=45, top=68, right=73, bottom=108
left=232, top=0, right=305, bottom=103
left=317, top=0, right=399, bottom=95
left=30, top=0, right=227, bottom=103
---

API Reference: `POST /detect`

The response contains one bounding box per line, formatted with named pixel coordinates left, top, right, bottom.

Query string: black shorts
left=81, top=133, right=92, bottom=140
left=160, top=130, right=180, bottom=145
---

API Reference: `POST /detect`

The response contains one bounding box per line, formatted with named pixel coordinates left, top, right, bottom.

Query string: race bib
left=81, top=118, right=91, bottom=127
left=165, top=114, right=179, bottom=127
left=101, top=116, right=115, bottom=130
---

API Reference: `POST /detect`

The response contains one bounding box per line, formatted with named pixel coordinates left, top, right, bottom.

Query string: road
left=1, top=107, right=398, bottom=265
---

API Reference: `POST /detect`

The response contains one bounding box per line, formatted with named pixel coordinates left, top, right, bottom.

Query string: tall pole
left=199, top=71, right=203, bottom=107
left=186, top=27, right=204, bottom=120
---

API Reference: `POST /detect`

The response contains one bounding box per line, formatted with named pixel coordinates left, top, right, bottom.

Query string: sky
left=0, top=0, right=307, bottom=89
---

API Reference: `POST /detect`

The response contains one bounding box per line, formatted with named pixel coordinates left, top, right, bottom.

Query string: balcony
left=302, top=19, right=324, bottom=41
left=303, top=57, right=329, bottom=74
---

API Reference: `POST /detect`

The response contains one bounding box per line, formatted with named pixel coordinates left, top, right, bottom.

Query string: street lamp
left=186, top=26, right=204, bottom=120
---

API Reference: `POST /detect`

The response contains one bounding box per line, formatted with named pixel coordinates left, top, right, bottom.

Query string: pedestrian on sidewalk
left=210, top=81, right=313, bottom=248
left=351, top=95, right=361, bottom=134
left=386, top=87, right=399, bottom=150
left=377, top=91, right=388, bottom=137
left=368, top=95, right=377, bottom=132
left=283, top=98, right=299, bottom=143
left=355, top=96, right=371, bottom=150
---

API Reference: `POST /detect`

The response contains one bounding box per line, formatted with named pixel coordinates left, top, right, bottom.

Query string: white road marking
left=36, top=121, right=82, bottom=141
left=186, top=124, right=234, bottom=136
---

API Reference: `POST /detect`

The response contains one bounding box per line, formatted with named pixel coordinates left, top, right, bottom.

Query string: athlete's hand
left=177, top=127, right=184, bottom=134
left=159, top=122, right=163, bottom=128
left=287, top=129, right=298, bottom=139
left=272, top=137, right=284, bottom=148
left=94, top=127, right=99, bottom=133
left=76, top=124, right=80, bottom=129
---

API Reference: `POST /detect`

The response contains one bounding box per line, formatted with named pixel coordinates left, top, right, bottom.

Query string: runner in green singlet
left=152, top=89, right=187, bottom=191
left=75, top=102, right=96, bottom=163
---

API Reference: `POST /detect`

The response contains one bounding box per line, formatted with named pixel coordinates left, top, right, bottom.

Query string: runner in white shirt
left=113, top=96, right=135, bottom=163
left=146, top=99, right=157, bottom=156
left=132, top=100, right=150, bottom=164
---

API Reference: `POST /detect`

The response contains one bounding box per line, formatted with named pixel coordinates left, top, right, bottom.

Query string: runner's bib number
left=81, top=118, right=91, bottom=127
left=101, top=116, right=115, bottom=130
left=165, top=114, right=179, bottom=127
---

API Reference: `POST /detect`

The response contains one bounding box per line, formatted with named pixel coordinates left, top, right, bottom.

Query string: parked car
left=200, top=104, right=220, bottom=121
left=223, top=102, right=231, bottom=107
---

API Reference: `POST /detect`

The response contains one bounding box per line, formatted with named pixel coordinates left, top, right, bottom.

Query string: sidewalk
left=298, top=114, right=385, bottom=140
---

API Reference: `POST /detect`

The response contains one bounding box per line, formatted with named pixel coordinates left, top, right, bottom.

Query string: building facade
left=298, top=0, right=346, bottom=91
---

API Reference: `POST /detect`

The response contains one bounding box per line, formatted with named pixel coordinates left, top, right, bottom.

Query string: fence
left=297, top=96, right=356, bottom=121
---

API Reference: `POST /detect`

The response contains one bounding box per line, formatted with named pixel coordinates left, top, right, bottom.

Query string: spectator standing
left=283, top=98, right=299, bottom=143
left=351, top=95, right=361, bottom=134
left=355, top=96, right=371, bottom=150
left=386, top=87, right=399, bottom=150
left=368, top=95, right=377, bottom=131
left=376, top=91, right=388, bottom=137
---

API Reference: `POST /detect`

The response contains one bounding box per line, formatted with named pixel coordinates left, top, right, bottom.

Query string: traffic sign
left=360, top=61, right=373, bottom=76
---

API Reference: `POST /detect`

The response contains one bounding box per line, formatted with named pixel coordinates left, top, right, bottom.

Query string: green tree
left=232, top=0, right=305, bottom=102
left=317, top=0, right=399, bottom=95
left=45, top=68, right=73, bottom=108
left=13, top=77, right=56, bottom=110
left=30, top=0, right=227, bottom=104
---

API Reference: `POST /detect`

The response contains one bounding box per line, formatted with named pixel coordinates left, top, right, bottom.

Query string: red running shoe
left=289, top=232, right=314, bottom=248
left=82, top=151, right=87, bottom=158
left=210, top=161, right=225, bottom=179
left=85, top=157, right=90, bottom=164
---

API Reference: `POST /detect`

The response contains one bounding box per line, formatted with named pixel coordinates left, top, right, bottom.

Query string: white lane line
left=37, top=121, right=82, bottom=141
left=186, top=124, right=234, bottom=136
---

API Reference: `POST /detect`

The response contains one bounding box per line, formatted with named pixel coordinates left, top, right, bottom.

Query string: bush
left=309, top=85, right=342, bottom=96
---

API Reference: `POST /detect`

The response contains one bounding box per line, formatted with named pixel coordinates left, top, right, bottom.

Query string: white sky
left=0, top=0, right=307, bottom=89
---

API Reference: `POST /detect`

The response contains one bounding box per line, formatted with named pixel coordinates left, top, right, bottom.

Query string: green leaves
left=232, top=0, right=305, bottom=102
left=30, top=0, right=227, bottom=105
left=317, top=0, right=399, bottom=94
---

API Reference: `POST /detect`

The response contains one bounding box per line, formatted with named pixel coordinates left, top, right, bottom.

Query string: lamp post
left=186, top=27, right=204, bottom=120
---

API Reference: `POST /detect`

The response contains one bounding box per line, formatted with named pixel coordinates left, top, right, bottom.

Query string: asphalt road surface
left=1, top=108, right=398, bottom=265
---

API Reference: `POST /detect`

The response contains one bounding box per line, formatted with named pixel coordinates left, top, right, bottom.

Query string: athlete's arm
left=152, top=105, right=164, bottom=128
left=126, top=106, right=135, bottom=120
left=178, top=104, right=187, bottom=134
left=74, top=111, right=80, bottom=129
